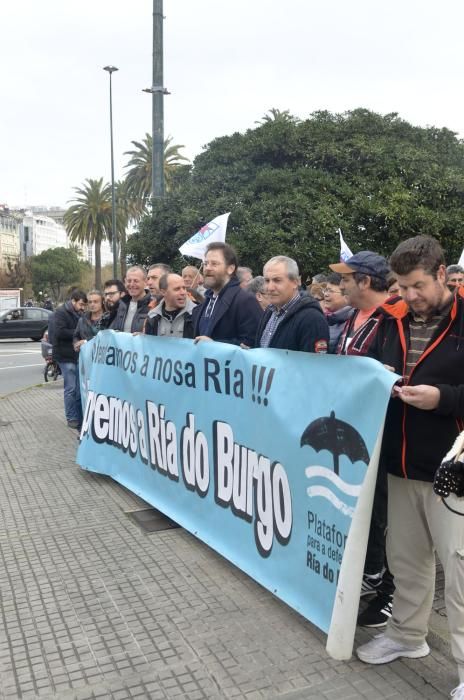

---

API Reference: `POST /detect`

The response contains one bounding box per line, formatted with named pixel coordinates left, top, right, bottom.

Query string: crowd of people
left=47, top=237, right=464, bottom=699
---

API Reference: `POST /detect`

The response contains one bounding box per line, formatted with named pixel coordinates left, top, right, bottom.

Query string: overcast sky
left=1, top=0, right=463, bottom=209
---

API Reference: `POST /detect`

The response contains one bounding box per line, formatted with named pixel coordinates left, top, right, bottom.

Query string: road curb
left=0, top=379, right=57, bottom=400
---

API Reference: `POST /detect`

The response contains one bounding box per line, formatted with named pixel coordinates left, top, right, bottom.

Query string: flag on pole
left=458, top=247, right=464, bottom=268
left=338, top=229, right=353, bottom=262
left=179, top=213, right=231, bottom=260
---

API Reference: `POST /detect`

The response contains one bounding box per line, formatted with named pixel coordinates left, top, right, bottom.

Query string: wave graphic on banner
left=305, top=465, right=362, bottom=518
left=305, top=466, right=362, bottom=496
left=307, top=486, right=355, bottom=518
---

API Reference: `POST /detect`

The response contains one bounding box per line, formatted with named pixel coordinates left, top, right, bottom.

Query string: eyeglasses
left=104, top=291, right=119, bottom=297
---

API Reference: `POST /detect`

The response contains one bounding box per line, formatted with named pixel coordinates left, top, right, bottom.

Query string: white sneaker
left=356, top=633, right=430, bottom=664
left=451, top=682, right=464, bottom=698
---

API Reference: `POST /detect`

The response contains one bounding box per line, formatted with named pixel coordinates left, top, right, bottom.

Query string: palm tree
left=124, top=134, right=189, bottom=213
left=64, top=178, right=112, bottom=289
left=114, top=179, right=139, bottom=278
left=255, top=108, right=298, bottom=125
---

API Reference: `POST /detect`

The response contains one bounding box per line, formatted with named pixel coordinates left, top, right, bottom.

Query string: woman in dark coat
left=73, top=290, right=104, bottom=350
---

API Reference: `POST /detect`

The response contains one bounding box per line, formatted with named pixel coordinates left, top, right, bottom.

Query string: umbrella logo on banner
left=300, top=411, right=370, bottom=518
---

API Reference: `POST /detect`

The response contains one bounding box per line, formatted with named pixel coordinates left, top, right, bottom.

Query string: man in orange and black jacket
left=357, top=235, right=464, bottom=699
left=330, top=251, right=395, bottom=627
left=367, top=295, right=464, bottom=483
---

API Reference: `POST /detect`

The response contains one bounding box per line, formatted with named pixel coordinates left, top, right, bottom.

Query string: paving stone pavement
left=0, top=383, right=458, bottom=699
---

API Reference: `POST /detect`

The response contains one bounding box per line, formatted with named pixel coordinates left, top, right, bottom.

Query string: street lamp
left=103, top=65, right=119, bottom=278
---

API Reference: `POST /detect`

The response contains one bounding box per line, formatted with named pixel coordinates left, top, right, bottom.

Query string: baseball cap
left=329, top=251, right=389, bottom=279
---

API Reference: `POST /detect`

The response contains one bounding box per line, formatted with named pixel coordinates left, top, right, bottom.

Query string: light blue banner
left=77, top=330, right=397, bottom=656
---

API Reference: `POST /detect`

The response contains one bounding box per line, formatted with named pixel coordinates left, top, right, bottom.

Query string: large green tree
left=29, top=247, right=85, bottom=301
left=64, top=178, right=113, bottom=289
left=124, top=134, right=190, bottom=215
left=127, top=109, right=464, bottom=277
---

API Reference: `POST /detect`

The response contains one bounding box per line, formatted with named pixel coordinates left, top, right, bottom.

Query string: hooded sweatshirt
left=255, top=295, right=329, bottom=352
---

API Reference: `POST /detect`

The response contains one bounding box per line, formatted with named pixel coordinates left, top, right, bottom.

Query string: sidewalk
left=0, top=383, right=457, bottom=699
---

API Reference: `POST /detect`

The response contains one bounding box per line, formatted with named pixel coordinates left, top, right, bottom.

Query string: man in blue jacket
left=192, top=242, right=262, bottom=346
left=256, top=256, right=329, bottom=352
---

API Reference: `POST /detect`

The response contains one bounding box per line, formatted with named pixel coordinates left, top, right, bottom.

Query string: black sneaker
left=67, top=419, right=79, bottom=429
left=360, top=572, right=384, bottom=598
left=358, top=595, right=393, bottom=628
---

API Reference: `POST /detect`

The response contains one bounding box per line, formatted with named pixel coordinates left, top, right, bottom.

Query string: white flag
left=338, top=229, right=353, bottom=262
left=458, top=247, right=464, bottom=268
left=179, top=212, right=231, bottom=260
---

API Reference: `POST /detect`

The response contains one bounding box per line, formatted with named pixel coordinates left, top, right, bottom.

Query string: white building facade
left=0, top=207, right=21, bottom=270
left=30, top=207, right=115, bottom=267
left=20, top=213, right=68, bottom=259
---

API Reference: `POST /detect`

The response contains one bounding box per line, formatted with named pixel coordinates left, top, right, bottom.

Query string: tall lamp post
left=103, top=65, right=119, bottom=278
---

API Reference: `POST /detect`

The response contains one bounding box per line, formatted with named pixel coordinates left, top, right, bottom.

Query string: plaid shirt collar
left=260, top=293, right=301, bottom=348
left=268, top=292, right=300, bottom=317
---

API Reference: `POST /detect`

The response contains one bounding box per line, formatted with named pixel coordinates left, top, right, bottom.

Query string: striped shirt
left=259, top=293, right=301, bottom=348
left=405, top=299, right=453, bottom=380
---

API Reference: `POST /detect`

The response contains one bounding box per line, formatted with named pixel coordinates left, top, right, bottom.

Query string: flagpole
left=190, top=263, right=203, bottom=289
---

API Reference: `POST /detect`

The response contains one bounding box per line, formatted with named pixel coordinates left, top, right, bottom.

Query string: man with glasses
left=101, top=279, right=125, bottom=328
left=193, top=242, right=262, bottom=346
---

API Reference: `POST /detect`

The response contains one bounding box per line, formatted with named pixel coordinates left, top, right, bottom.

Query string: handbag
left=433, top=433, right=464, bottom=515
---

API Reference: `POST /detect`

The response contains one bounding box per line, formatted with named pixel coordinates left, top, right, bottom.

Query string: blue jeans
left=59, top=361, right=82, bottom=426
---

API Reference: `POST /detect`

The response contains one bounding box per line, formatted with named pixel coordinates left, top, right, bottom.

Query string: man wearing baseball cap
left=330, top=250, right=397, bottom=628
left=330, top=251, right=391, bottom=355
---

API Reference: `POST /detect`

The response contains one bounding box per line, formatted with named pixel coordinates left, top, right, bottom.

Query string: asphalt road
left=0, top=339, right=53, bottom=396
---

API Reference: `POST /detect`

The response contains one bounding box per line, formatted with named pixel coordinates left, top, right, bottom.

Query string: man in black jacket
left=356, top=236, right=464, bottom=698
left=192, top=242, right=262, bottom=346
left=52, top=289, right=87, bottom=429
left=102, top=279, right=125, bottom=328
left=256, top=256, right=329, bottom=352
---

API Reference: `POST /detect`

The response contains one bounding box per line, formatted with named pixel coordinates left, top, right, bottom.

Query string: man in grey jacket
left=144, top=273, right=195, bottom=338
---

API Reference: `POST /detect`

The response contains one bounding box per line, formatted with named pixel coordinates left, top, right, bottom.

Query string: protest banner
left=77, top=331, right=397, bottom=659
